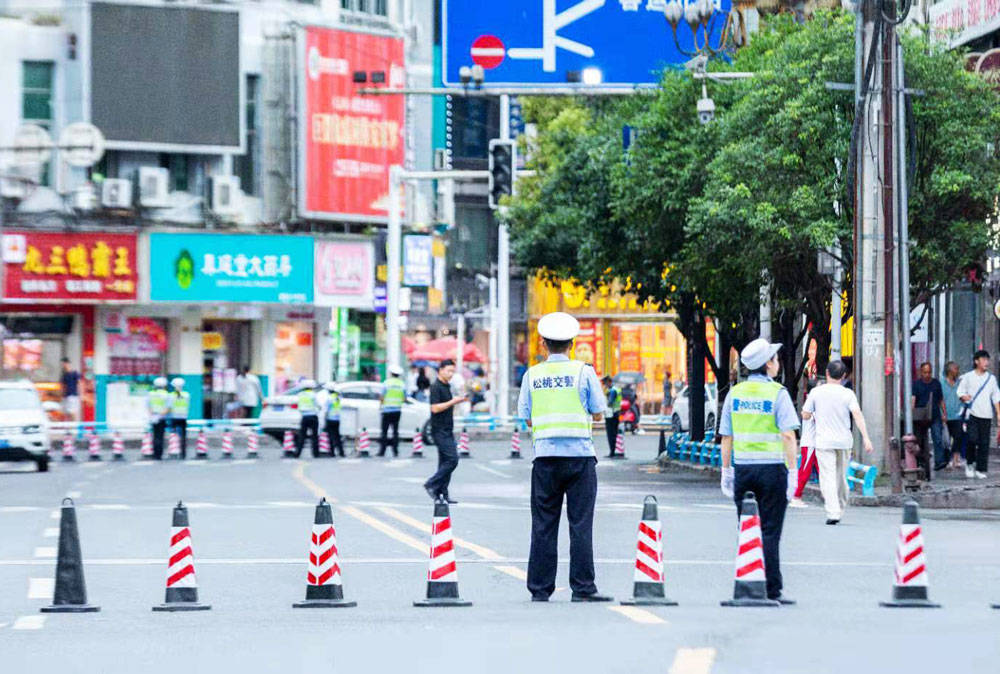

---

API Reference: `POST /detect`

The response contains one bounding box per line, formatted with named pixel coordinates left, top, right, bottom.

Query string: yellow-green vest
left=608, top=385, right=622, bottom=413
left=382, top=377, right=406, bottom=409
left=730, top=379, right=784, bottom=464
left=528, top=360, right=590, bottom=439
left=298, top=389, right=318, bottom=415
left=149, top=389, right=170, bottom=416
left=170, top=390, right=190, bottom=419
left=326, top=391, right=342, bottom=420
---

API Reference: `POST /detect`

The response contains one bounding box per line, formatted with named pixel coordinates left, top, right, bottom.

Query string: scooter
left=620, top=398, right=638, bottom=434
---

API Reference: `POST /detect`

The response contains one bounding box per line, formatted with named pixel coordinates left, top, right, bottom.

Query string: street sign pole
left=387, top=165, right=403, bottom=374
left=498, top=94, right=512, bottom=420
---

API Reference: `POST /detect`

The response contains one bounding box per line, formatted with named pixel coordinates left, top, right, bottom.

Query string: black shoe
left=571, top=592, right=613, bottom=603
left=769, top=594, right=796, bottom=605
left=826, top=518, right=840, bottom=525
left=444, top=497, right=459, bottom=504
left=424, top=486, right=439, bottom=501
left=531, top=594, right=549, bottom=602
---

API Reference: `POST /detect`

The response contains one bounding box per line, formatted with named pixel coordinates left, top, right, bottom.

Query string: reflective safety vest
left=326, top=391, right=342, bottom=420
left=730, top=380, right=785, bottom=464
left=297, top=389, right=318, bottom=415
left=528, top=360, right=591, bottom=440
left=382, top=377, right=406, bottom=410
left=608, top=386, right=622, bottom=413
left=149, top=389, right=170, bottom=416
left=170, top=391, right=190, bottom=419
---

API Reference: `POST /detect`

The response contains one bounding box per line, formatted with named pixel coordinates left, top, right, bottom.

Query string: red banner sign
left=301, top=26, right=405, bottom=221
left=2, top=231, right=138, bottom=302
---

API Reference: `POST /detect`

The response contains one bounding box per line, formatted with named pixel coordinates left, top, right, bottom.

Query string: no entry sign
left=470, top=34, right=505, bottom=69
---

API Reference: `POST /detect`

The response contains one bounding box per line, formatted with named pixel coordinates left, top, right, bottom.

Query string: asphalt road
left=1, top=433, right=999, bottom=674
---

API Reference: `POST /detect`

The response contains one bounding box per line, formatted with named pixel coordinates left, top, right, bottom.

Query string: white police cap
left=538, top=312, right=580, bottom=341
left=389, top=365, right=403, bottom=376
left=171, top=377, right=186, bottom=389
left=740, top=338, right=782, bottom=370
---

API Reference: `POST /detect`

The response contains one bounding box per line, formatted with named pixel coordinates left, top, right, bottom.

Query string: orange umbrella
left=410, top=338, right=487, bottom=363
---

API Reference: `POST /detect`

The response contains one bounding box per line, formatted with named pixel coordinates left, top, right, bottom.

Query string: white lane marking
left=184, top=502, right=220, bottom=509
left=669, top=648, right=717, bottom=674
left=33, top=547, right=56, bottom=559
left=474, top=464, right=511, bottom=478
left=27, top=577, right=54, bottom=600
left=81, top=462, right=102, bottom=470
left=42, top=528, right=58, bottom=538
left=490, top=460, right=514, bottom=466
left=0, top=506, right=42, bottom=513
left=66, top=491, right=82, bottom=499
left=695, top=504, right=734, bottom=510
left=390, top=477, right=426, bottom=484
left=384, top=460, right=414, bottom=468
left=129, top=462, right=154, bottom=467
left=12, top=615, right=45, bottom=630
left=608, top=605, right=666, bottom=625
left=49, top=510, right=60, bottom=520
left=266, top=501, right=314, bottom=507
left=90, top=504, right=130, bottom=510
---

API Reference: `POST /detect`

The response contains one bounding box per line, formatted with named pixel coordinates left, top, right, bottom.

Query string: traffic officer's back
left=169, top=377, right=191, bottom=458
left=379, top=366, right=406, bottom=457
left=296, top=380, right=320, bottom=457
left=516, top=312, right=611, bottom=603
left=323, top=383, right=345, bottom=457
left=148, top=377, right=171, bottom=460
left=719, top=338, right=800, bottom=604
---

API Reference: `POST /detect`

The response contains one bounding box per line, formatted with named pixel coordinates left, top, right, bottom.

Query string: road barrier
left=613, top=432, right=626, bottom=460
left=458, top=429, right=470, bottom=458
left=621, top=496, right=677, bottom=607
left=509, top=429, right=522, bottom=459
left=195, top=429, right=209, bottom=460
left=221, top=430, right=234, bottom=459
left=846, top=461, right=879, bottom=497
left=411, top=430, right=424, bottom=458
left=40, top=498, right=99, bottom=613
left=282, top=430, right=295, bottom=457
left=246, top=429, right=259, bottom=459
left=111, top=432, right=125, bottom=461
left=87, top=431, right=102, bottom=462
left=293, top=498, right=356, bottom=609
left=357, top=428, right=371, bottom=457
left=153, top=501, right=210, bottom=612
left=665, top=432, right=720, bottom=467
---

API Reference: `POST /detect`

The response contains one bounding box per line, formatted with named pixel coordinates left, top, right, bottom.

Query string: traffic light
left=488, top=139, right=516, bottom=210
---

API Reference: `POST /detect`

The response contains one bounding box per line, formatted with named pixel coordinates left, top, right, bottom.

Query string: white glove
left=721, top=467, right=734, bottom=498
left=786, top=469, right=797, bottom=501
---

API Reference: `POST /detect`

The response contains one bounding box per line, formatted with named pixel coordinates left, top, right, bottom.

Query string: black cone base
left=621, top=596, right=678, bottom=606
left=414, top=597, right=472, bottom=607
left=153, top=602, right=211, bottom=612
left=62, top=456, right=75, bottom=462
left=293, top=598, right=357, bottom=608
left=89, top=456, right=102, bottom=462
left=196, top=454, right=208, bottom=460
left=880, top=598, right=940, bottom=608
left=41, top=603, right=100, bottom=613
left=720, top=598, right=781, bottom=607
left=112, top=455, right=125, bottom=461
left=510, top=453, right=523, bottom=459
left=611, top=455, right=626, bottom=460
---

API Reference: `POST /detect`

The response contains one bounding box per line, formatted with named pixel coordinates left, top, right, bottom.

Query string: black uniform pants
left=966, top=416, right=991, bottom=473
left=171, top=419, right=188, bottom=459
left=733, top=463, right=788, bottom=599
left=425, top=429, right=459, bottom=498
left=379, top=411, right=402, bottom=456
left=527, top=457, right=598, bottom=598
left=605, top=414, right=619, bottom=457
left=296, top=415, right=319, bottom=457
left=324, top=419, right=344, bottom=456
left=151, top=419, right=166, bottom=460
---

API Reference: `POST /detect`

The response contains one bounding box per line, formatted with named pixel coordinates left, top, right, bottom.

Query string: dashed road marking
left=90, top=504, right=130, bottom=510
left=12, top=615, right=45, bottom=630
left=0, top=506, right=42, bottom=513
left=668, top=647, right=717, bottom=674
left=374, top=506, right=505, bottom=561
left=266, top=500, right=314, bottom=507
left=27, top=577, right=54, bottom=600
left=49, top=510, right=60, bottom=520
left=42, top=528, right=58, bottom=538
left=338, top=505, right=427, bottom=554
left=33, top=547, right=56, bottom=559
left=492, top=565, right=527, bottom=580
left=473, top=464, right=511, bottom=478
left=390, top=477, right=426, bottom=484
left=608, top=605, right=667, bottom=624
left=66, top=491, right=82, bottom=499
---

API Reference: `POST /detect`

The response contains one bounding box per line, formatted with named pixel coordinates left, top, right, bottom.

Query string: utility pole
left=497, top=94, right=512, bottom=420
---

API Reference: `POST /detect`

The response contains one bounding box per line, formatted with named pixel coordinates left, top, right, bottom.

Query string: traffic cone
left=411, top=430, right=424, bottom=457
left=721, top=492, right=780, bottom=607
left=87, top=430, right=102, bottom=462
left=153, top=501, right=210, bottom=611
left=880, top=500, right=941, bottom=608
left=319, top=431, right=331, bottom=456
left=282, top=429, right=295, bottom=457
left=40, top=498, right=99, bottom=613
left=621, top=496, right=677, bottom=606
left=458, top=429, right=470, bottom=458
left=140, top=432, right=154, bottom=459
left=221, top=430, right=233, bottom=459
left=293, top=498, right=356, bottom=608
left=612, top=432, right=626, bottom=460
left=246, top=429, right=259, bottom=459
left=111, top=431, right=125, bottom=461
left=509, top=428, right=522, bottom=459
left=167, top=431, right=181, bottom=459
left=357, top=428, right=371, bottom=457
left=657, top=429, right=667, bottom=456
left=195, top=429, right=209, bottom=460
left=62, top=433, right=76, bottom=462
left=414, top=497, right=472, bottom=607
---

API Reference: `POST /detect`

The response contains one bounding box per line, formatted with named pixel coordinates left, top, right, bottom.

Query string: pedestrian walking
left=911, top=362, right=946, bottom=475
left=518, top=312, right=612, bottom=603
left=602, top=375, right=621, bottom=458
left=423, top=359, right=467, bottom=504
left=941, top=361, right=966, bottom=469
left=169, top=378, right=191, bottom=459
left=788, top=414, right=816, bottom=509
left=322, top=382, right=345, bottom=457
left=295, top=380, right=320, bottom=458
left=378, top=366, right=406, bottom=457
left=60, top=357, right=81, bottom=421
left=801, top=360, right=875, bottom=524
left=662, top=366, right=673, bottom=414
left=957, top=350, right=1000, bottom=479
left=719, top=337, right=798, bottom=604
left=148, top=377, right=171, bottom=460
left=236, top=366, right=263, bottom=419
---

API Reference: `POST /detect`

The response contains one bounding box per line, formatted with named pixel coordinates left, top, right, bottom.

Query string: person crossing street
left=423, top=359, right=467, bottom=504
left=719, top=337, right=799, bottom=605
left=602, top=375, right=621, bottom=458
left=148, top=377, right=171, bottom=460
left=518, top=312, right=612, bottom=603
left=169, top=378, right=190, bottom=459
left=322, top=382, right=345, bottom=457
left=295, top=380, right=320, bottom=458
left=378, top=366, right=406, bottom=457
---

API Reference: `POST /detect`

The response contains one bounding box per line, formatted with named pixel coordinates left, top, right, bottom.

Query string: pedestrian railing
left=49, top=418, right=261, bottom=440
left=665, top=431, right=719, bottom=467
left=846, top=460, right=879, bottom=497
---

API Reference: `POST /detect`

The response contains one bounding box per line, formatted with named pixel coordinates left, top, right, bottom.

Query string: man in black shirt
left=423, top=359, right=467, bottom=503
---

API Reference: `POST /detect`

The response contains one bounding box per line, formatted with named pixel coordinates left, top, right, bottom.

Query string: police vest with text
left=730, top=380, right=785, bottom=464
left=149, top=389, right=170, bottom=417
left=297, top=389, right=319, bottom=415
left=382, top=377, right=406, bottom=409
left=170, top=391, right=190, bottom=419
left=528, top=360, right=591, bottom=439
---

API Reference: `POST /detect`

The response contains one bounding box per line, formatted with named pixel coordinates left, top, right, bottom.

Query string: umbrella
left=612, top=371, right=646, bottom=385
left=410, top=337, right=487, bottom=363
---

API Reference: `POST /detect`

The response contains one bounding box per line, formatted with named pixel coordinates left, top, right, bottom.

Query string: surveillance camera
left=471, top=64, right=485, bottom=86
left=459, top=66, right=472, bottom=85
left=697, top=95, right=715, bottom=124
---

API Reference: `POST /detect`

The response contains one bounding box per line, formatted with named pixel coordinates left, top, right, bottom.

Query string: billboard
left=299, top=26, right=405, bottom=222
left=403, top=235, right=433, bottom=287
left=1, top=231, right=138, bottom=303
left=149, top=233, right=313, bottom=304
left=443, top=0, right=730, bottom=87
left=90, top=2, right=242, bottom=152
left=314, top=240, right=376, bottom=309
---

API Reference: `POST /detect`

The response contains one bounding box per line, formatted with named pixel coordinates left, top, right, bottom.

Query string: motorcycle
left=620, top=398, right=638, bottom=434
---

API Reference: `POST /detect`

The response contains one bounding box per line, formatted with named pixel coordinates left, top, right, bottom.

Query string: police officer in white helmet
left=148, top=377, right=171, bottom=460
left=517, top=312, right=612, bottom=603
left=169, top=377, right=191, bottom=459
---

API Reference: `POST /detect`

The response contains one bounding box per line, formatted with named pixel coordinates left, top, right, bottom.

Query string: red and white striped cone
left=612, top=432, right=626, bottom=460
left=293, top=498, right=356, bottom=608
left=721, top=492, right=780, bottom=607
left=246, top=430, right=259, bottom=459
left=880, top=500, right=941, bottom=608
left=509, top=428, right=522, bottom=459
left=221, top=430, right=233, bottom=459
left=319, top=431, right=331, bottom=456
left=195, top=429, right=209, bottom=460
left=414, top=497, right=472, bottom=607
left=411, top=430, right=424, bottom=458
left=458, top=429, right=470, bottom=458
left=140, top=432, right=154, bottom=459
left=356, top=428, right=371, bottom=457
left=621, top=496, right=677, bottom=606
left=282, top=429, right=295, bottom=457
left=87, top=431, right=102, bottom=462
left=111, top=432, right=125, bottom=461
left=62, top=433, right=76, bottom=462
left=167, top=431, right=181, bottom=459
left=153, top=501, right=210, bottom=611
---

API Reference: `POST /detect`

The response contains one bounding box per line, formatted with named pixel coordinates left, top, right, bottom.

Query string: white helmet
left=389, top=365, right=403, bottom=376
left=153, top=377, right=168, bottom=388
left=324, top=382, right=338, bottom=392
left=171, top=377, right=186, bottom=389
left=301, top=379, right=317, bottom=388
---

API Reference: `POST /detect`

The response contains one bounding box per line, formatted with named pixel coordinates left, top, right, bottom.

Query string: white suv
left=0, top=380, right=51, bottom=471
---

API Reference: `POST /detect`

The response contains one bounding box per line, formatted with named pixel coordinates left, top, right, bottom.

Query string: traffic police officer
left=296, top=380, right=320, bottom=458
left=169, top=377, right=191, bottom=459
left=378, top=366, right=406, bottom=457
left=602, top=375, right=622, bottom=458
left=323, top=382, right=345, bottom=457
left=518, top=312, right=612, bottom=603
left=719, top=338, right=800, bottom=604
left=148, top=377, right=171, bottom=460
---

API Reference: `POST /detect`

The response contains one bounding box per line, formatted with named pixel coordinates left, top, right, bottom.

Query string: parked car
left=671, top=384, right=718, bottom=434
left=0, top=380, right=51, bottom=472
left=259, top=381, right=433, bottom=445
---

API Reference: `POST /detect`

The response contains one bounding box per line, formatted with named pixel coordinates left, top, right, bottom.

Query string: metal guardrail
left=48, top=419, right=261, bottom=439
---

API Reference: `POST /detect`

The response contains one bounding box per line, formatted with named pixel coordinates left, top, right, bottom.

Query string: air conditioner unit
left=208, top=175, right=242, bottom=218
left=137, top=166, right=169, bottom=208
left=72, top=184, right=98, bottom=211
left=0, top=165, right=34, bottom=199
left=101, top=178, right=133, bottom=209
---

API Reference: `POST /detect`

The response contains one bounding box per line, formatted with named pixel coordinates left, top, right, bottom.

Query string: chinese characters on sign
left=201, top=254, right=294, bottom=279
left=2, top=232, right=138, bottom=302
left=930, top=0, right=1000, bottom=46
left=314, top=241, right=376, bottom=309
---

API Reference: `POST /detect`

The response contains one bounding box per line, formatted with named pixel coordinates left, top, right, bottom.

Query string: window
left=234, top=75, right=260, bottom=196
left=342, top=0, right=388, bottom=15
left=22, top=61, right=54, bottom=186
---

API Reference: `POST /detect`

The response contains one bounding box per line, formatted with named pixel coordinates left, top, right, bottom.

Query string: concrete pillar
left=314, top=306, right=333, bottom=384
left=252, top=318, right=278, bottom=396
left=168, top=307, right=202, bottom=375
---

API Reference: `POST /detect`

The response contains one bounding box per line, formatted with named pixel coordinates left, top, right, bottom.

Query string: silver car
left=0, top=380, right=51, bottom=471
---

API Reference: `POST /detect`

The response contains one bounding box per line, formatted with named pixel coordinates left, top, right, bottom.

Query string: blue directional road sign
left=443, top=0, right=731, bottom=87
